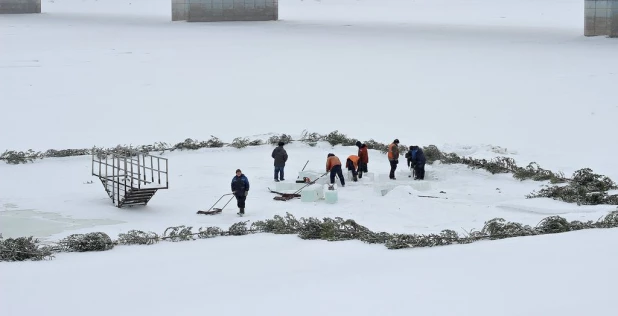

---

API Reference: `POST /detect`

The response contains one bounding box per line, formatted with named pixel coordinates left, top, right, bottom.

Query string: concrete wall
left=0, top=0, right=40, bottom=14
left=612, top=1, right=618, bottom=37
left=172, top=0, right=278, bottom=22
left=585, top=0, right=618, bottom=37
left=172, top=0, right=189, bottom=21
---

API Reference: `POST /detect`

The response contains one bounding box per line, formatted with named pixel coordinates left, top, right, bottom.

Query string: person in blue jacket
left=231, top=169, right=250, bottom=215
left=406, top=146, right=426, bottom=180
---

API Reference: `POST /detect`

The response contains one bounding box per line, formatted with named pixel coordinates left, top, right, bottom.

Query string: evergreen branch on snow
left=0, top=235, right=54, bottom=261
left=58, top=232, right=115, bottom=252
left=0, top=149, right=43, bottom=164
left=268, top=134, right=293, bottom=145
left=3, top=210, right=618, bottom=262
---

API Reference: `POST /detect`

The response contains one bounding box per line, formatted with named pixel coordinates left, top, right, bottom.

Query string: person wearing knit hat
left=231, top=169, right=250, bottom=216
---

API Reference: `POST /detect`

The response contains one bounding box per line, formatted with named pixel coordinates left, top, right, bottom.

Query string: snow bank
left=1, top=230, right=617, bottom=316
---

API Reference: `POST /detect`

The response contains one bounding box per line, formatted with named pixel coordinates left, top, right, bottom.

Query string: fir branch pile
left=1, top=130, right=617, bottom=205
left=2, top=211, right=618, bottom=262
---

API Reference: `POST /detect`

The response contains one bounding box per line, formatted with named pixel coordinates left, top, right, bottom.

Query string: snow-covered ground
left=2, top=230, right=618, bottom=316
left=1, top=0, right=618, bottom=315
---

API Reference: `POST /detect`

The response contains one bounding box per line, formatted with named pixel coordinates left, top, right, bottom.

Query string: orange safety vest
left=388, top=143, right=399, bottom=160
left=347, top=155, right=359, bottom=169
left=326, top=156, right=342, bottom=171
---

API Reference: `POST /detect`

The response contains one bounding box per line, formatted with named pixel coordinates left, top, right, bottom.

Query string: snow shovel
left=197, top=193, right=234, bottom=215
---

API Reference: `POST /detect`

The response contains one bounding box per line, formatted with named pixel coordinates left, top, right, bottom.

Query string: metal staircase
left=92, top=150, right=169, bottom=208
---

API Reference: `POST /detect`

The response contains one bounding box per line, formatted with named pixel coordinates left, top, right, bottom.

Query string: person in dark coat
left=356, top=141, right=369, bottom=179
left=271, top=141, right=288, bottom=182
left=407, top=146, right=426, bottom=180
left=231, top=169, right=250, bottom=215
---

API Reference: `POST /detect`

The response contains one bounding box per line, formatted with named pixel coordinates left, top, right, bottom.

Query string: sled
left=197, top=193, right=234, bottom=215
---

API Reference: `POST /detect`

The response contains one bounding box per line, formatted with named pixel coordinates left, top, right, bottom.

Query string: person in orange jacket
left=326, top=153, right=345, bottom=187
left=387, top=139, right=400, bottom=180
left=346, top=154, right=359, bottom=182
left=355, top=141, right=369, bottom=179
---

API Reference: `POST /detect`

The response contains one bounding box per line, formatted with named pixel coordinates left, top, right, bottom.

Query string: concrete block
left=596, top=1, right=609, bottom=9
left=586, top=16, right=597, bottom=27
left=172, top=3, right=189, bottom=21
left=0, top=0, right=41, bottom=14
left=584, top=0, right=618, bottom=36
left=596, top=8, right=609, bottom=18
left=222, top=0, right=233, bottom=9
left=611, top=3, right=618, bottom=37
left=585, top=1, right=597, bottom=10
left=180, top=0, right=277, bottom=22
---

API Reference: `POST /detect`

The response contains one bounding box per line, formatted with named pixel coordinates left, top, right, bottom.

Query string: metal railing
left=91, top=150, right=169, bottom=206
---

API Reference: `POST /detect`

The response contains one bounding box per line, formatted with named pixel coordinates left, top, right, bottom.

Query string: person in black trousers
left=231, top=169, right=250, bottom=215
left=407, top=146, right=426, bottom=180
left=326, top=153, right=345, bottom=187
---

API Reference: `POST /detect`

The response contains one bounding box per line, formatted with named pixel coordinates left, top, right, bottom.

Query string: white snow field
left=2, top=0, right=618, bottom=315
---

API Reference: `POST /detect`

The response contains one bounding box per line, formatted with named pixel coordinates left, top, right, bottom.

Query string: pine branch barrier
left=2, top=210, right=618, bottom=262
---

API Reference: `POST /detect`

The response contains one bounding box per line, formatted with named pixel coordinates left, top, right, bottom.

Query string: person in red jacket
left=356, top=141, right=369, bottom=179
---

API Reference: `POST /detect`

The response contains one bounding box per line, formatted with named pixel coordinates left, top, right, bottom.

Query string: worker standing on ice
left=231, top=169, right=250, bottom=215
left=346, top=154, right=360, bottom=182
left=356, top=141, right=369, bottom=179
left=388, top=139, right=400, bottom=180
left=407, top=146, right=426, bottom=180
left=271, top=141, right=288, bottom=182
left=326, top=153, right=345, bottom=187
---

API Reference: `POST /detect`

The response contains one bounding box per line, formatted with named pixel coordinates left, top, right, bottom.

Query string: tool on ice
left=295, top=160, right=310, bottom=183
left=270, top=172, right=328, bottom=201
left=409, top=166, right=416, bottom=178
left=197, top=193, right=234, bottom=215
